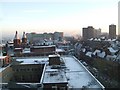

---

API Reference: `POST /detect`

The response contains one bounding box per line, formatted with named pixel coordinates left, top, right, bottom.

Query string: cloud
left=23, top=9, right=48, bottom=13
left=0, top=0, right=119, bottom=3
left=0, top=0, right=80, bottom=3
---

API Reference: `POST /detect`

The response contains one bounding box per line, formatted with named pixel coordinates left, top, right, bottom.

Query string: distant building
left=54, top=32, right=63, bottom=41
left=109, top=24, right=116, bottom=39
left=26, top=32, right=63, bottom=45
left=21, top=32, right=27, bottom=48
left=13, top=31, right=28, bottom=48
left=82, top=26, right=101, bottom=40
left=100, top=32, right=109, bottom=39
left=30, top=45, right=56, bottom=56
left=13, top=31, right=21, bottom=48
left=118, top=2, right=120, bottom=39
left=26, top=32, right=54, bottom=44
left=94, top=28, right=101, bottom=38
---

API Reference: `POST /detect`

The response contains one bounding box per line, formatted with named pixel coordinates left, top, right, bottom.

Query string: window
left=52, top=86, right=57, bottom=90
left=27, top=68, right=30, bottom=71
left=16, top=69, right=19, bottom=72
left=60, top=87, right=66, bottom=90
left=21, top=75, right=25, bottom=81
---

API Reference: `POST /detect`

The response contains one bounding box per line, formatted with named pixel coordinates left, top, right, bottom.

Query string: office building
left=82, top=26, right=94, bottom=40
left=118, top=1, right=120, bottom=39
left=94, top=28, right=101, bottom=38
left=109, top=24, right=116, bottom=39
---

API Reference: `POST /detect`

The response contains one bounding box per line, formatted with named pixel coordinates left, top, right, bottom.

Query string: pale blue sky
left=0, top=0, right=119, bottom=39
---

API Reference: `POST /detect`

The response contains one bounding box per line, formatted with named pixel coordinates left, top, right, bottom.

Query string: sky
left=0, top=0, right=119, bottom=39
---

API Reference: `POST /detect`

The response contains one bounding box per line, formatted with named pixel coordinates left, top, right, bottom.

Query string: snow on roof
left=94, top=38, right=98, bottom=41
left=108, top=47, right=118, bottom=53
left=62, top=56, right=104, bottom=88
left=89, top=38, right=94, bottom=41
left=85, top=52, right=92, bottom=57
left=98, top=52, right=106, bottom=58
left=93, top=50, right=101, bottom=55
left=107, top=39, right=112, bottom=41
left=106, top=55, right=117, bottom=58
left=31, top=45, right=55, bottom=48
left=112, top=39, right=116, bottom=41
left=16, top=57, right=49, bottom=64
left=15, top=56, right=104, bottom=89
left=56, top=48, right=65, bottom=52
left=98, top=39, right=101, bottom=41
left=82, top=48, right=86, bottom=52
left=43, top=66, right=68, bottom=84
left=14, top=48, right=22, bottom=50
left=22, top=48, right=30, bottom=53
left=48, top=54, right=60, bottom=58
left=93, top=50, right=106, bottom=58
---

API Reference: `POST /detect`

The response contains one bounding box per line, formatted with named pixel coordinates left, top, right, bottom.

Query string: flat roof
left=14, top=48, right=22, bottom=49
left=62, top=56, right=104, bottom=89
left=15, top=56, right=104, bottom=89
left=48, top=54, right=60, bottom=58
left=31, top=45, right=55, bottom=48
left=43, top=66, right=68, bottom=84
left=16, top=57, right=49, bottom=65
left=56, top=48, right=65, bottom=52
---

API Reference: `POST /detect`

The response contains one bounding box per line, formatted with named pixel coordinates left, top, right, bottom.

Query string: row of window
left=13, top=68, right=41, bottom=72
left=52, top=86, right=66, bottom=90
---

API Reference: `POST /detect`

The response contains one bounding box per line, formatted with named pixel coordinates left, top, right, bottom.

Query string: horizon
left=0, top=0, right=119, bottom=40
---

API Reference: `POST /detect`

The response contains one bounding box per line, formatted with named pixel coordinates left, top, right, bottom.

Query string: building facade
left=26, top=32, right=63, bottom=44
left=13, top=31, right=21, bottom=48
left=0, top=56, right=11, bottom=67
left=82, top=26, right=95, bottom=40
left=118, top=2, right=120, bottom=39
left=13, top=31, right=27, bottom=48
left=109, top=24, right=116, bottom=39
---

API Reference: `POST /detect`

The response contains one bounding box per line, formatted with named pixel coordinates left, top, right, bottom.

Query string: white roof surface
left=62, top=56, right=104, bottom=89
left=41, top=56, right=104, bottom=89
left=85, top=52, right=92, bottom=57
left=49, top=54, right=60, bottom=58
left=43, top=67, right=68, bottom=84
left=108, top=47, right=118, bottom=53
left=32, top=45, right=55, bottom=48
left=56, top=48, right=65, bottom=52
left=93, top=50, right=106, bottom=58
left=22, top=48, right=30, bottom=53
left=16, top=57, right=49, bottom=64
left=93, top=50, right=101, bottom=55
